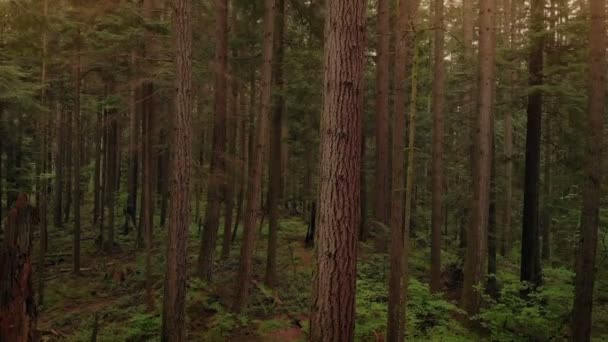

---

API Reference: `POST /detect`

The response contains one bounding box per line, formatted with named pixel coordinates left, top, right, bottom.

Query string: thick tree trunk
left=520, top=0, right=544, bottom=290
left=160, top=0, right=192, bottom=339
left=309, top=1, right=365, bottom=341
left=571, top=0, right=605, bottom=339
left=232, top=0, right=275, bottom=313
left=430, top=0, right=446, bottom=293
left=198, top=0, right=228, bottom=280
left=461, top=0, right=495, bottom=315
left=373, top=0, right=390, bottom=230
left=0, top=194, right=37, bottom=341
left=265, top=0, right=285, bottom=288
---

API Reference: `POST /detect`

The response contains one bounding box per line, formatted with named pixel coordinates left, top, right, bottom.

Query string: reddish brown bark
left=0, top=194, right=37, bottom=341
left=160, top=0, right=192, bottom=339
left=461, top=0, right=496, bottom=315
left=232, top=0, right=275, bottom=313
left=571, top=0, right=606, bottom=338
left=309, top=1, right=366, bottom=341
left=198, top=0, right=229, bottom=280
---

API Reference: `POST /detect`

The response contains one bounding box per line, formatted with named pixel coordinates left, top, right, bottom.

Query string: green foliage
left=477, top=267, right=574, bottom=341
left=125, top=313, right=162, bottom=342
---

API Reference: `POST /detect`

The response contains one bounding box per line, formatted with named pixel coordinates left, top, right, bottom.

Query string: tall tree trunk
left=232, top=0, right=275, bottom=313
left=461, top=0, right=495, bottom=315
left=430, top=0, right=446, bottom=293
left=501, top=0, right=516, bottom=258
left=160, top=0, right=192, bottom=339
left=520, top=0, right=544, bottom=289
left=309, top=1, right=365, bottom=340
left=105, top=99, right=118, bottom=252
left=198, top=0, right=229, bottom=280
left=571, top=0, right=605, bottom=338
left=387, top=0, right=418, bottom=339
left=487, top=133, right=498, bottom=299
left=64, top=102, right=72, bottom=224
left=93, top=106, right=103, bottom=226
left=73, top=27, right=82, bottom=274
left=461, top=0, right=474, bottom=252
left=265, top=0, right=285, bottom=288
left=38, top=0, right=49, bottom=304
left=373, top=0, right=390, bottom=230
left=126, top=51, right=140, bottom=234
left=541, top=111, right=551, bottom=261
left=54, top=99, right=64, bottom=228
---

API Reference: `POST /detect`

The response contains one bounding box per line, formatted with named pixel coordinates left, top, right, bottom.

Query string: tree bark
left=309, top=1, right=365, bottom=341
left=160, top=0, right=192, bottom=339
left=373, top=0, right=390, bottom=229
left=461, top=0, right=495, bottom=315
left=387, top=0, right=418, bottom=339
left=571, top=0, right=605, bottom=338
left=265, top=0, right=285, bottom=288
left=54, top=99, right=64, bottom=228
left=430, top=0, right=446, bottom=293
left=198, top=0, right=229, bottom=280
left=73, top=27, right=82, bottom=274
left=126, top=51, right=140, bottom=234
left=520, top=0, right=544, bottom=290
left=232, top=0, right=275, bottom=313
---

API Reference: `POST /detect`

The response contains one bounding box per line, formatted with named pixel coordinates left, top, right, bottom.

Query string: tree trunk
left=126, top=51, right=140, bottom=234
left=232, top=0, right=275, bottom=313
left=571, top=0, right=605, bottom=338
left=73, top=28, right=82, bottom=274
left=93, top=106, right=103, bottom=227
left=541, top=112, right=551, bottom=261
left=461, top=0, right=495, bottom=315
left=160, top=0, right=192, bottom=339
left=221, top=69, right=237, bottom=260
left=309, top=1, right=365, bottom=340
left=487, top=134, right=498, bottom=299
left=430, top=0, right=446, bottom=293
left=38, top=0, right=49, bottom=304
left=520, top=0, right=544, bottom=290
left=54, top=100, right=64, bottom=228
left=64, top=102, right=72, bottom=224
left=387, top=0, right=418, bottom=339
left=373, top=0, right=390, bottom=230
left=198, top=0, right=228, bottom=280
left=265, top=0, right=285, bottom=288
left=0, top=194, right=37, bottom=341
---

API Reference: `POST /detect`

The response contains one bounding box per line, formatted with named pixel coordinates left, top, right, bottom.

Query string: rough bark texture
left=461, top=0, right=495, bottom=315
left=309, top=1, right=365, bottom=341
left=387, top=0, right=417, bottom=339
left=221, top=58, right=237, bottom=261
left=265, top=0, right=285, bottom=288
left=520, top=0, right=544, bottom=289
left=571, top=0, right=605, bottom=338
left=373, top=0, right=390, bottom=229
left=0, top=194, right=37, bottom=341
left=160, top=0, right=192, bottom=339
left=198, top=0, right=228, bottom=280
left=232, top=0, right=275, bottom=314
left=430, top=0, right=446, bottom=293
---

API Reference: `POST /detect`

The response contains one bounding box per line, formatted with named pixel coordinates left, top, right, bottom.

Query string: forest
left=0, top=0, right=607, bottom=340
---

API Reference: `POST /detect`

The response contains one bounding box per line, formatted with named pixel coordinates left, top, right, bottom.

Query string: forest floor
left=34, top=214, right=608, bottom=341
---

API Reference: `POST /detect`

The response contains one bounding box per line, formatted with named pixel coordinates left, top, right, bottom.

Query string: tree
left=72, top=22, right=82, bottom=274
left=461, top=0, right=496, bottom=315
left=373, top=0, right=390, bottom=230
left=571, top=0, right=606, bottom=338
left=265, top=0, right=285, bottom=288
left=430, top=0, right=446, bottom=293
left=309, top=1, right=366, bottom=340
left=520, top=0, right=544, bottom=290
left=232, top=0, right=275, bottom=313
left=387, top=0, right=418, bottom=338
left=198, top=0, right=228, bottom=281
left=161, top=0, right=192, bottom=339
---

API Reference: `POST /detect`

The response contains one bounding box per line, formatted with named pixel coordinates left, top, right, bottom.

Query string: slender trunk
left=374, top=0, right=390, bottom=229
left=38, top=0, right=49, bottom=303
left=487, top=134, right=498, bottom=299
left=309, top=1, right=365, bottom=340
left=73, top=28, right=82, bottom=274
left=232, top=0, right=275, bottom=313
left=541, top=112, right=551, bottom=261
left=64, top=102, right=72, bottom=224
left=265, top=0, right=285, bottom=288
left=571, top=0, right=605, bottom=338
left=430, top=0, right=446, bottom=293
left=160, top=0, right=192, bottom=339
left=198, top=0, right=228, bottom=280
left=126, top=51, right=140, bottom=234
left=387, top=0, right=418, bottom=339
left=93, top=107, right=103, bottom=226
left=520, top=0, right=544, bottom=289
left=54, top=100, right=64, bottom=228
left=461, top=0, right=495, bottom=315
left=106, top=100, right=118, bottom=252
